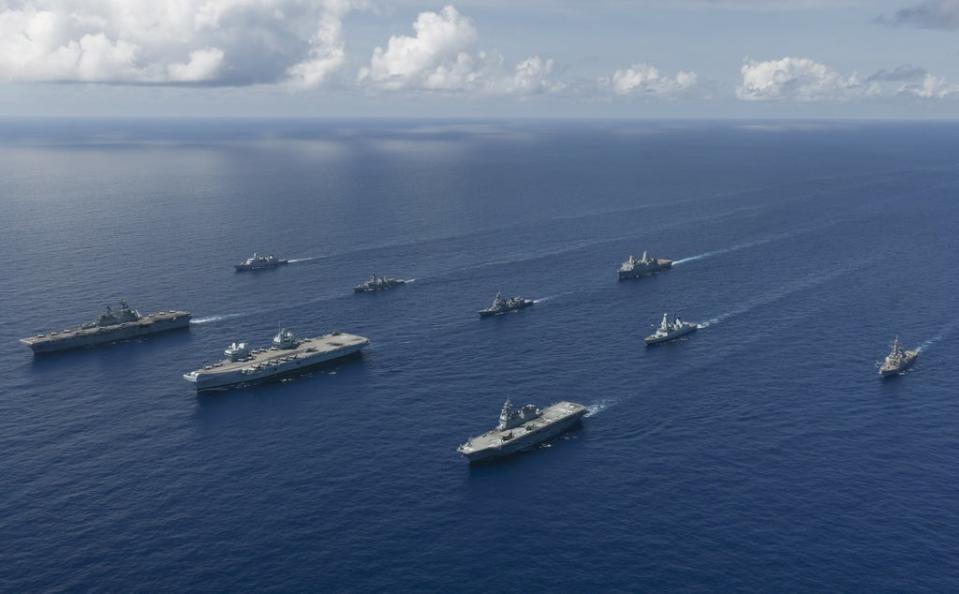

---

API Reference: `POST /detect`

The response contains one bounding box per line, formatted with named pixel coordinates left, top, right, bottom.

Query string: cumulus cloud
left=879, top=0, right=959, bottom=30
left=899, top=73, right=959, bottom=98
left=601, top=63, right=698, bottom=97
left=358, top=5, right=561, bottom=95
left=0, top=0, right=358, bottom=86
left=736, top=57, right=865, bottom=101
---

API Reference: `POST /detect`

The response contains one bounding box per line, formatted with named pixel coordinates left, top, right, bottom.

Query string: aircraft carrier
left=183, top=328, right=369, bottom=391
left=457, top=400, right=586, bottom=462
left=618, top=251, right=673, bottom=280
left=20, top=301, right=191, bottom=354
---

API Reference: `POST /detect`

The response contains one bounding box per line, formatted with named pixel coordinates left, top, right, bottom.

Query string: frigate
left=183, top=328, right=368, bottom=391
left=479, top=292, right=535, bottom=317
left=20, top=301, right=191, bottom=354
left=618, top=251, right=673, bottom=280
left=234, top=252, right=288, bottom=272
left=879, top=337, right=919, bottom=377
left=457, top=400, right=587, bottom=462
left=354, top=274, right=408, bottom=293
left=645, top=313, right=699, bottom=345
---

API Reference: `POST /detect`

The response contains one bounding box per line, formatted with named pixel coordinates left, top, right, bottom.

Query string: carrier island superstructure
left=183, top=328, right=369, bottom=391
left=20, top=301, right=191, bottom=354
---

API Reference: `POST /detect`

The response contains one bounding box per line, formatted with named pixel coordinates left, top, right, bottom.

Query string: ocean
left=1, top=119, right=957, bottom=592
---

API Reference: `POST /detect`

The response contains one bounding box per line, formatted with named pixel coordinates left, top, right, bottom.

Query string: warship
left=479, top=293, right=535, bottom=317
left=183, top=328, right=368, bottom=391
left=457, top=399, right=587, bottom=463
left=645, top=313, right=699, bottom=345
left=879, top=337, right=919, bottom=378
left=20, top=301, right=191, bottom=354
left=234, top=252, right=288, bottom=272
left=618, top=251, right=673, bottom=280
left=354, top=274, right=408, bottom=293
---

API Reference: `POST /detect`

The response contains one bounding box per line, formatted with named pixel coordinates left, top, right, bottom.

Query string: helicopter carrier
left=183, top=328, right=368, bottom=391
left=457, top=400, right=586, bottom=462
left=20, top=301, right=191, bottom=354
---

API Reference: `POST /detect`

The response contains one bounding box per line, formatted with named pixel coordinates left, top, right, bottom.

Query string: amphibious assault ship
left=618, top=251, right=672, bottom=280
left=879, top=337, right=919, bottom=378
left=183, top=328, right=368, bottom=391
left=479, top=293, right=535, bottom=317
left=645, top=313, right=699, bottom=345
left=234, top=252, right=288, bottom=272
left=354, top=274, right=408, bottom=293
left=457, top=399, right=586, bottom=462
left=20, top=301, right=191, bottom=354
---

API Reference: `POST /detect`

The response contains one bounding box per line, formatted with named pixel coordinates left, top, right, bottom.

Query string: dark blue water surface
left=1, top=119, right=957, bottom=592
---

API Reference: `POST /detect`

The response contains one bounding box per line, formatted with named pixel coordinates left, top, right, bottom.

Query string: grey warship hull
left=618, top=259, right=673, bottom=280
left=21, top=311, right=191, bottom=354
left=478, top=300, right=535, bottom=317
left=645, top=324, right=698, bottom=345
left=235, top=260, right=288, bottom=272
left=880, top=352, right=918, bottom=377
left=457, top=402, right=586, bottom=463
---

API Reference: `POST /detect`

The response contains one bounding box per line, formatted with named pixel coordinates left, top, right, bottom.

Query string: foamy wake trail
left=533, top=294, right=560, bottom=304
left=287, top=257, right=316, bottom=264
left=586, top=399, right=616, bottom=417
left=918, top=321, right=959, bottom=352
left=702, top=256, right=877, bottom=328
left=191, top=312, right=247, bottom=325
left=673, top=235, right=787, bottom=266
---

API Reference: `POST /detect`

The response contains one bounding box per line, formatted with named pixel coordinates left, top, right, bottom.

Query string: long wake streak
left=700, top=256, right=879, bottom=328
left=918, top=320, right=959, bottom=352
left=191, top=313, right=248, bottom=325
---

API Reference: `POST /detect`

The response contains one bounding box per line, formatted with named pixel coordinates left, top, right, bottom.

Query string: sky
left=1, top=0, right=959, bottom=118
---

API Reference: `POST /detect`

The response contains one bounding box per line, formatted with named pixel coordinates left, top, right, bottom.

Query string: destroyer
left=20, top=301, right=190, bottom=354
left=645, top=313, right=699, bottom=345
left=479, top=293, right=535, bottom=317
left=234, top=252, right=288, bottom=272
left=183, top=328, right=368, bottom=391
left=354, top=274, right=409, bottom=293
left=457, top=400, right=587, bottom=463
left=879, top=337, right=919, bottom=378
left=618, top=251, right=672, bottom=280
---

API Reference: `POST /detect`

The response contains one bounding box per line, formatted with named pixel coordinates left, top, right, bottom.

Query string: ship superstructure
left=457, top=399, right=586, bottom=462
left=879, top=337, right=918, bottom=377
left=479, top=292, right=535, bottom=317
left=235, top=252, right=288, bottom=272
left=20, top=301, right=191, bottom=354
left=183, top=328, right=368, bottom=391
left=354, top=274, right=408, bottom=293
left=645, top=313, right=699, bottom=345
left=618, top=251, right=673, bottom=280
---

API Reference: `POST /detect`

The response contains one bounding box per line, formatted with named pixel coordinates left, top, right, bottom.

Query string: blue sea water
left=1, top=118, right=957, bottom=592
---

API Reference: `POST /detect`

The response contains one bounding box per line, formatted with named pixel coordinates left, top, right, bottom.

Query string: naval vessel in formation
left=20, top=301, right=191, bottom=354
left=645, top=313, right=699, bottom=345
left=235, top=252, right=288, bottom=272
left=457, top=399, right=587, bottom=462
left=183, top=328, right=369, bottom=391
left=879, top=337, right=919, bottom=377
left=619, top=251, right=673, bottom=280
left=479, top=293, right=535, bottom=317
left=354, top=274, right=409, bottom=293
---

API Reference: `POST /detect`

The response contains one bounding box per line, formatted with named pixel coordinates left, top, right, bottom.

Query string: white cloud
left=0, top=0, right=357, bottom=87
left=899, top=73, right=959, bottom=98
left=737, top=57, right=864, bottom=101
left=880, top=0, right=959, bottom=30
left=602, top=63, right=698, bottom=97
left=358, top=5, right=561, bottom=95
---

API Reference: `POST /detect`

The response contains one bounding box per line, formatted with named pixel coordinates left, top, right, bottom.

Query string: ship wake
left=917, top=320, right=959, bottom=352
left=191, top=313, right=248, bottom=325
left=700, top=256, right=878, bottom=328
left=585, top=399, right=616, bottom=417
